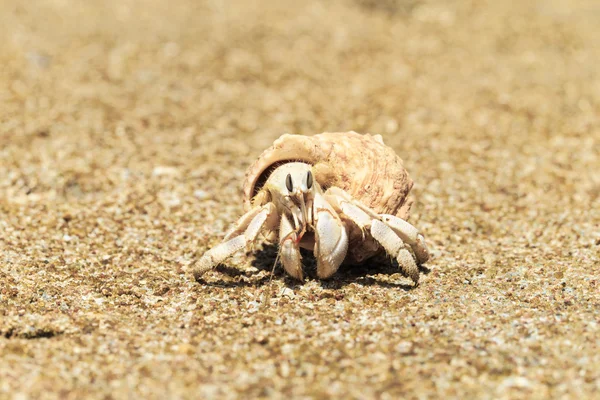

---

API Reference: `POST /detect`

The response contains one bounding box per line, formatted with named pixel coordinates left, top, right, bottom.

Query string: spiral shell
left=243, top=131, right=414, bottom=220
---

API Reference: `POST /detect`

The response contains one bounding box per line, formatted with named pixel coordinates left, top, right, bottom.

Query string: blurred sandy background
left=0, top=0, right=599, bottom=398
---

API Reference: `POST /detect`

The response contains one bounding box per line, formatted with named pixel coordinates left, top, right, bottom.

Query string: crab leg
left=193, top=203, right=278, bottom=280
left=326, top=187, right=429, bottom=262
left=370, top=220, right=420, bottom=284
left=222, top=205, right=270, bottom=241
left=313, top=191, right=349, bottom=279
left=279, top=213, right=303, bottom=280
left=380, top=214, right=430, bottom=264
left=324, top=187, right=423, bottom=284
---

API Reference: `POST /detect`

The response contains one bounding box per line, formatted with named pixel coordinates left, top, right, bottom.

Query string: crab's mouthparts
left=291, top=193, right=313, bottom=244
left=295, top=221, right=308, bottom=244
left=297, top=231, right=316, bottom=251
left=295, top=230, right=304, bottom=244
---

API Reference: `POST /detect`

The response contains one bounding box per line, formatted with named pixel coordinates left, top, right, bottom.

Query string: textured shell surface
left=243, top=131, right=414, bottom=220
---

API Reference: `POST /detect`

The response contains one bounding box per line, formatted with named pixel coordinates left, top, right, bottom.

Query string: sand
left=0, top=0, right=599, bottom=398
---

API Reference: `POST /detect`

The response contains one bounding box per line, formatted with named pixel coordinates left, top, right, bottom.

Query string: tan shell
left=243, top=131, right=415, bottom=263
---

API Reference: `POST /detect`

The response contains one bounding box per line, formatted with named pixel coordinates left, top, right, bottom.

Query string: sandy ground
left=1, top=0, right=599, bottom=398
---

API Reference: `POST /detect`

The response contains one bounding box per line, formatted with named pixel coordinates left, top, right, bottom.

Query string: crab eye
left=285, top=173, right=293, bottom=192
left=306, top=170, right=313, bottom=189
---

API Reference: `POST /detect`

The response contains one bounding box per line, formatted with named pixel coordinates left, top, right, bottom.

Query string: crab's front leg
left=279, top=213, right=303, bottom=280
left=313, top=190, right=349, bottom=279
left=193, top=203, right=278, bottom=280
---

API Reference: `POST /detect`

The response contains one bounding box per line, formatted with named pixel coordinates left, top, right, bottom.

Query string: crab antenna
left=299, top=195, right=307, bottom=227
left=297, top=194, right=309, bottom=241
left=261, top=249, right=282, bottom=309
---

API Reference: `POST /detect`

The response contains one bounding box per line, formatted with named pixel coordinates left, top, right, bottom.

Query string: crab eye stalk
left=285, top=173, right=293, bottom=192
left=306, top=170, right=313, bottom=189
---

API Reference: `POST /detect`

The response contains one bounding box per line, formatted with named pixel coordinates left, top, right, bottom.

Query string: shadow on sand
left=195, top=244, right=430, bottom=291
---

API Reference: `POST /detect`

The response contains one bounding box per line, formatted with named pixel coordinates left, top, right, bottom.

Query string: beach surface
left=0, top=0, right=599, bottom=398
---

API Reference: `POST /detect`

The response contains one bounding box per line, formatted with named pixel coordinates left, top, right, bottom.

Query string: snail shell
left=244, top=131, right=414, bottom=219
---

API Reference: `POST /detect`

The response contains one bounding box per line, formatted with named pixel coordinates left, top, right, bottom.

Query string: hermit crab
left=193, top=131, right=430, bottom=284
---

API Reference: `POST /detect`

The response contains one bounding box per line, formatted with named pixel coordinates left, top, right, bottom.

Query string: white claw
left=279, top=213, right=303, bottom=280
left=314, top=193, right=348, bottom=279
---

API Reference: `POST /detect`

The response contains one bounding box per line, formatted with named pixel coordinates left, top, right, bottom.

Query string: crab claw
left=313, top=191, right=348, bottom=279
left=279, top=213, right=303, bottom=280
